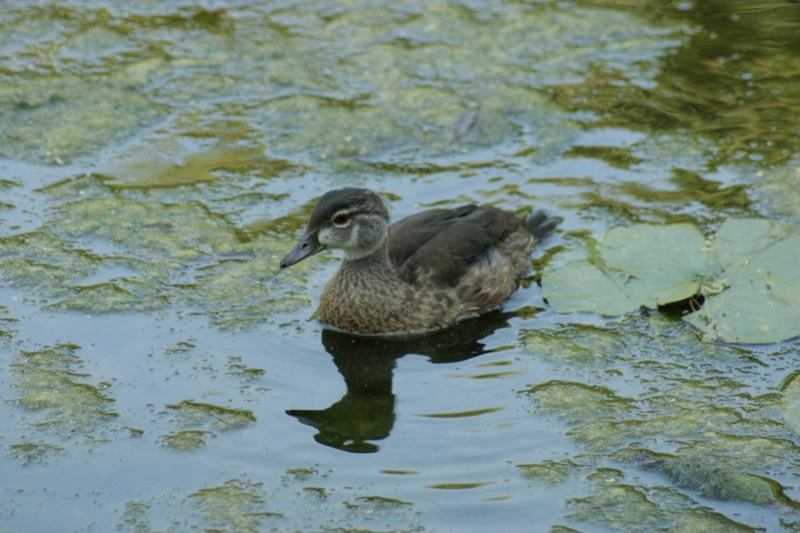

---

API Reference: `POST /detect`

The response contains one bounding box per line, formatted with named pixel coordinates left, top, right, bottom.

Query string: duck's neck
left=339, top=238, right=397, bottom=279
left=320, top=238, right=414, bottom=334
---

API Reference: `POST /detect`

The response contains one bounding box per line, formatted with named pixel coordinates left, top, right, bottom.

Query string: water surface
left=1, top=1, right=800, bottom=531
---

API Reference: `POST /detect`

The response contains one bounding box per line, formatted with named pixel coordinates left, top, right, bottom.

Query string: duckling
left=280, top=188, right=557, bottom=334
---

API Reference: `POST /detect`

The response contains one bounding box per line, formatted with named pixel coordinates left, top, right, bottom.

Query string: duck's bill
left=279, top=230, right=325, bottom=269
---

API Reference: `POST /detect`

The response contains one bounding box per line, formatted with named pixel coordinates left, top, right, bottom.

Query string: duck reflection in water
left=286, top=310, right=516, bottom=453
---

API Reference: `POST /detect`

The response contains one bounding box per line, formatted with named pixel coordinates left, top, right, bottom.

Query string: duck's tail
left=525, top=211, right=561, bottom=242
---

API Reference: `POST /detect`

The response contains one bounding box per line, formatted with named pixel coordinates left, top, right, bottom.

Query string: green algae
left=225, top=356, right=266, bottom=380
left=1, top=0, right=776, bottom=342
left=165, top=400, right=256, bottom=431
left=9, top=343, right=117, bottom=435
left=161, top=429, right=214, bottom=452
left=0, top=76, right=162, bottom=165
left=302, top=486, right=329, bottom=499
left=566, top=467, right=756, bottom=532
left=522, top=317, right=777, bottom=450
left=618, top=449, right=800, bottom=512
left=521, top=314, right=800, bottom=528
left=0, top=305, right=19, bottom=340
left=94, top=142, right=294, bottom=189
left=188, top=479, right=281, bottom=530
left=0, top=77, right=158, bottom=164
left=160, top=401, right=256, bottom=451
left=517, top=459, right=582, bottom=485
left=0, top=179, right=21, bottom=211
left=353, top=495, right=413, bottom=507
left=0, top=0, right=658, bottom=167
left=119, top=500, right=153, bottom=533
left=54, top=195, right=240, bottom=260
left=427, top=481, right=494, bottom=490
left=49, top=278, right=171, bottom=313
left=0, top=1, right=799, bottom=532
left=283, top=467, right=320, bottom=481
left=7, top=441, right=65, bottom=465
left=1, top=179, right=309, bottom=325
left=520, top=324, right=627, bottom=367
left=186, top=255, right=311, bottom=330
left=118, top=468, right=425, bottom=532
left=0, top=232, right=99, bottom=294
left=525, top=381, right=635, bottom=429
left=564, top=145, right=644, bottom=170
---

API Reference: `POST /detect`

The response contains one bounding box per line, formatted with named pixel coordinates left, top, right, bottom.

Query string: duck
left=279, top=188, right=557, bottom=335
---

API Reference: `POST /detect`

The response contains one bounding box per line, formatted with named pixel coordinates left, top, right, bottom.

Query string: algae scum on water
left=2, top=1, right=800, bottom=531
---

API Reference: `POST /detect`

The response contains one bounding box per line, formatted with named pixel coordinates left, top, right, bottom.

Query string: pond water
left=1, top=1, right=800, bottom=531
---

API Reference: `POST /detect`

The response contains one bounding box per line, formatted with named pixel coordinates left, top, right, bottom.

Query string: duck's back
left=388, top=205, right=535, bottom=313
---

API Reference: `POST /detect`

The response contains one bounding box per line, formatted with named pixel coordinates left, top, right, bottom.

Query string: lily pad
left=781, top=372, right=800, bottom=436
left=542, top=219, right=800, bottom=344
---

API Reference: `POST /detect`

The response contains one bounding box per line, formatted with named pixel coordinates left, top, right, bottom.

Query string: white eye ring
left=332, top=211, right=351, bottom=227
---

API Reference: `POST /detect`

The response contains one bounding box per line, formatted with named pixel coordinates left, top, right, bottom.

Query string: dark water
left=1, top=1, right=800, bottom=531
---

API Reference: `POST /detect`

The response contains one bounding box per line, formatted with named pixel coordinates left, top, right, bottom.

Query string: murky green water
left=1, top=1, right=800, bottom=531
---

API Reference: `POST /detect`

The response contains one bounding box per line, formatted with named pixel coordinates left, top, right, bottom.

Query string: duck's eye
left=332, top=212, right=350, bottom=226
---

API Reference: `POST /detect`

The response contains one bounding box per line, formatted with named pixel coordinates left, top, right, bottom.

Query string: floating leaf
left=781, top=372, right=800, bottom=437
left=601, top=223, right=708, bottom=306
left=541, top=254, right=642, bottom=316
left=542, top=219, right=800, bottom=344
left=687, top=227, right=800, bottom=343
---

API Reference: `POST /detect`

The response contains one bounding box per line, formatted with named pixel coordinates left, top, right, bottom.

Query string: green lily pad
left=542, top=219, right=800, bottom=344
left=781, top=373, right=800, bottom=437
left=541, top=255, right=642, bottom=316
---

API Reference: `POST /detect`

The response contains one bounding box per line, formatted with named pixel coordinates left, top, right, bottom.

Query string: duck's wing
left=389, top=205, right=528, bottom=288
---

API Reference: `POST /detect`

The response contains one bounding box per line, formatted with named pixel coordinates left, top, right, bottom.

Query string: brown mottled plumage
left=280, top=188, right=557, bottom=335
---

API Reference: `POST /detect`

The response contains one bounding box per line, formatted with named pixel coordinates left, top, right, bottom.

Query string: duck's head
left=280, top=188, right=390, bottom=268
